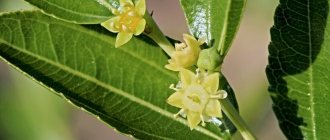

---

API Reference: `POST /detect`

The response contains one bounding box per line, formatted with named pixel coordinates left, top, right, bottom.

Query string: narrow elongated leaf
left=25, top=0, right=112, bottom=23
left=266, top=0, right=330, bottom=139
left=180, top=0, right=245, bottom=55
left=0, top=11, right=232, bottom=140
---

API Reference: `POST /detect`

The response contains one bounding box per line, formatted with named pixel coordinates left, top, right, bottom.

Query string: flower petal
left=135, top=0, right=146, bottom=16
left=133, top=19, right=146, bottom=35
left=167, top=92, right=184, bottom=108
left=101, top=17, right=120, bottom=33
left=187, top=111, right=202, bottom=130
left=179, top=69, right=196, bottom=87
left=204, top=100, right=222, bottom=118
left=202, top=72, right=219, bottom=94
left=165, top=63, right=180, bottom=71
left=183, top=34, right=200, bottom=55
left=115, top=32, right=133, bottom=47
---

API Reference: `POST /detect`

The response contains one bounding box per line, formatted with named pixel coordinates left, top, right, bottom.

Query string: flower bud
left=197, top=47, right=223, bottom=71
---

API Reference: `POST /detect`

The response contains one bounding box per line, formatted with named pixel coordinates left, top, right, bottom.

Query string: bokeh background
left=0, top=0, right=286, bottom=139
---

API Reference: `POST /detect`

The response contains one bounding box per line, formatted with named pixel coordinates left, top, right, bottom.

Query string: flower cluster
left=100, top=0, right=226, bottom=129
left=165, top=34, right=226, bottom=129
left=101, top=0, right=146, bottom=47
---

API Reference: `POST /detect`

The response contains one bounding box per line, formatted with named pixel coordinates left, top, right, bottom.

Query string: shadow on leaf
left=266, top=0, right=328, bottom=139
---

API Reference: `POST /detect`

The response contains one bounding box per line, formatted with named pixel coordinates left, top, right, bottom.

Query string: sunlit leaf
left=0, top=11, right=232, bottom=140
left=25, top=0, right=112, bottom=23
left=266, top=0, right=330, bottom=139
left=180, top=0, right=245, bottom=56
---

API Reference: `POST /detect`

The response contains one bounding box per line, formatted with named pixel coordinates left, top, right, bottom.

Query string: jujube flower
left=167, top=68, right=227, bottom=129
left=101, top=0, right=146, bottom=47
left=165, top=34, right=205, bottom=71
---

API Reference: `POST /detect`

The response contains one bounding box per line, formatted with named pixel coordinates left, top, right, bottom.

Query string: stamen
left=174, top=109, right=185, bottom=118
left=215, top=90, right=228, bottom=99
left=121, top=24, right=129, bottom=32
left=169, top=84, right=179, bottom=91
left=128, top=11, right=136, bottom=16
left=209, top=94, right=221, bottom=99
left=200, top=114, right=206, bottom=127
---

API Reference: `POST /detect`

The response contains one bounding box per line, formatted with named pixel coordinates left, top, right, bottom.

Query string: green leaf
left=24, top=0, right=112, bottom=23
left=0, top=11, right=232, bottom=140
left=179, top=0, right=246, bottom=56
left=219, top=75, right=239, bottom=134
left=266, top=0, right=330, bottom=139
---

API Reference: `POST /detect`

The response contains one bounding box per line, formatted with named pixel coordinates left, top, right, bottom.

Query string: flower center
left=187, top=94, right=201, bottom=104
left=118, top=6, right=142, bottom=32
left=183, top=85, right=209, bottom=112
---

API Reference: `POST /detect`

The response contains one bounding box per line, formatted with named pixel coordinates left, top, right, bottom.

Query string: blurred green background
left=0, top=0, right=285, bottom=139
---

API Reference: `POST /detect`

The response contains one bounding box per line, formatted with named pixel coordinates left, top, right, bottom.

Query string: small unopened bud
left=197, top=47, right=223, bottom=71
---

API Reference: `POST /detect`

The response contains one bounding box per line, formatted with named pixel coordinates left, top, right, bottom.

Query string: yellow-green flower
left=167, top=69, right=227, bottom=130
left=165, top=34, right=205, bottom=71
left=101, top=0, right=146, bottom=47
